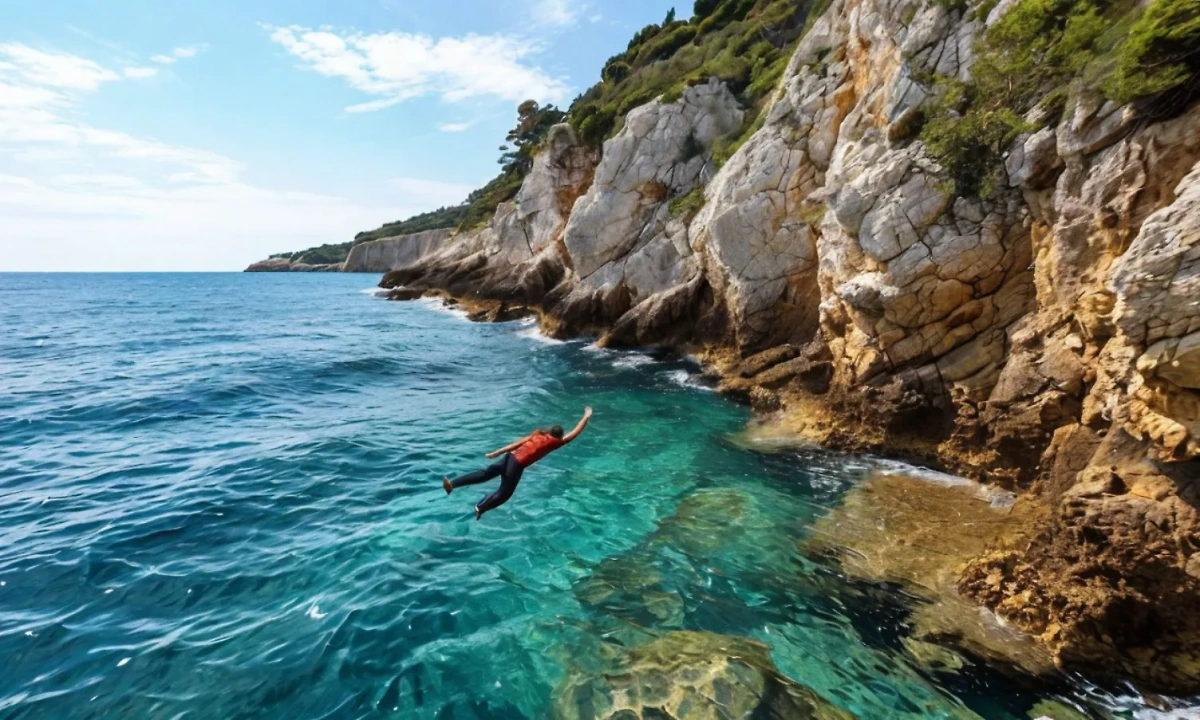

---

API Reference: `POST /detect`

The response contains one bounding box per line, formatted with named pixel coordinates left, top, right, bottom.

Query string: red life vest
left=511, top=430, right=564, bottom=467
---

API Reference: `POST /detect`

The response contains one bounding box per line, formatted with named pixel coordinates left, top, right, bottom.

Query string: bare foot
left=442, top=477, right=453, bottom=495
left=474, top=505, right=482, bottom=521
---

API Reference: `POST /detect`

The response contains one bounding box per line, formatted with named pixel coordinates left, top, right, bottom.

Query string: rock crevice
left=374, top=0, right=1200, bottom=693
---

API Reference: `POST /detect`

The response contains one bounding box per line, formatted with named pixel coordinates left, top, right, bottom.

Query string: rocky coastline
left=250, top=0, right=1200, bottom=697
left=244, top=257, right=342, bottom=272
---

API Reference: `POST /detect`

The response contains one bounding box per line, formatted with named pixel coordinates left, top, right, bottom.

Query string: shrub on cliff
left=354, top=205, right=469, bottom=244
left=566, top=0, right=819, bottom=148
left=919, top=0, right=1200, bottom=197
left=922, top=104, right=1030, bottom=198
left=638, top=25, right=700, bottom=65
left=603, top=61, right=631, bottom=84
left=457, top=101, right=565, bottom=230
left=1105, top=0, right=1200, bottom=106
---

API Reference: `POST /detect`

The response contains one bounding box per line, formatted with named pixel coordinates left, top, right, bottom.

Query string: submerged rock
left=573, top=552, right=685, bottom=628
left=363, top=0, right=1200, bottom=690
left=804, top=470, right=1057, bottom=677
left=553, top=631, right=856, bottom=720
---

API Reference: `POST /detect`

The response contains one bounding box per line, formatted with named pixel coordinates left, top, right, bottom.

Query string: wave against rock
left=374, top=0, right=1200, bottom=694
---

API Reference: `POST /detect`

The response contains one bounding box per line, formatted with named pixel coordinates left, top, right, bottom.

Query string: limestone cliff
left=245, top=257, right=341, bottom=272
left=341, top=228, right=453, bottom=273
left=379, top=0, right=1200, bottom=693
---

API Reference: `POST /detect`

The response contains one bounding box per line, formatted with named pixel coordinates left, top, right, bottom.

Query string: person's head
left=544, top=425, right=564, bottom=439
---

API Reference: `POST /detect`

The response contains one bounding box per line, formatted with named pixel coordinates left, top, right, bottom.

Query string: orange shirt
left=511, top=430, right=565, bottom=467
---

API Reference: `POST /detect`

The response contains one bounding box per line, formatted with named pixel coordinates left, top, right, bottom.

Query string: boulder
left=553, top=631, right=855, bottom=720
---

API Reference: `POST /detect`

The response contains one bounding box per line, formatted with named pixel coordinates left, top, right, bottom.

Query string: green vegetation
left=668, top=186, right=708, bottom=221
left=353, top=205, right=469, bottom=244
left=272, top=204, right=470, bottom=264
left=917, top=0, right=1200, bottom=198
left=566, top=0, right=821, bottom=147
left=275, top=101, right=564, bottom=263
left=711, top=108, right=768, bottom=170
left=1105, top=0, right=1200, bottom=103
left=271, top=0, right=832, bottom=261
left=270, top=242, right=354, bottom=265
left=459, top=101, right=565, bottom=230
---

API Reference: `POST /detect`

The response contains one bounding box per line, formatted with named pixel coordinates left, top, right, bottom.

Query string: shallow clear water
left=0, top=273, right=1189, bottom=719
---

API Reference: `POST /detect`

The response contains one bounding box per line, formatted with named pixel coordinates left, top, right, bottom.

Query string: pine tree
left=497, top=100, right=566, bottom=176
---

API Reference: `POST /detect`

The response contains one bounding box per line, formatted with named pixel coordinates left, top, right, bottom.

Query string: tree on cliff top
left=457, top=100, right=565, bottom=230
left=498, top=100, right=566, bottom=176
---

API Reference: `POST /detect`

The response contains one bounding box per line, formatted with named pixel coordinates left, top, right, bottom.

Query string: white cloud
left=150, top=45, right=207, bottom=64
left=345, top=96, right=406, bottom=114
left=0, top=45, right=239, bottom=184
left=0, top=106, right=243, bottom=183
left=267, top=25, right=570, bottom=112
left=0, top=175, right=398, bottom=271
left=123, top=66, right=157, bottom=79
left=0, top=43, right=119, bottom=90
left=0, top=80, right=61, bottom=108
left=532, top=0, right=585, bottom=27
left=437, top=120, right=475, bottom=133
left=0, top=43, right=456, bottom=271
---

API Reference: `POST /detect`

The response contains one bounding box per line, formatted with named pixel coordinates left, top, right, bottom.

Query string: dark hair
left=545, top=425, right=564, bottom=439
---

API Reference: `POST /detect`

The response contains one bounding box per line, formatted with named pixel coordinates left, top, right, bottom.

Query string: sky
left=0, top=0, right=681, bottom=271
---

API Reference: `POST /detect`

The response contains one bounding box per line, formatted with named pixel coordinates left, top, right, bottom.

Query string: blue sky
left=0, top=0, right=681, bottom=270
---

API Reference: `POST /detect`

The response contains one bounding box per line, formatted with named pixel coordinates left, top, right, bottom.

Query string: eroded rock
left=368, top=0, right=1200, bottom=692
left=553, top=631, right=856, bottom=720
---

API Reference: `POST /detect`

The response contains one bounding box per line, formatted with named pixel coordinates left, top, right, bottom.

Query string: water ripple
left=1, top=274, right=1190, bottom=719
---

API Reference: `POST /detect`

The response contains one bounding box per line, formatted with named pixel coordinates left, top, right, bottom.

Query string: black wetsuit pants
left=450, top=452, right=525, bottom=514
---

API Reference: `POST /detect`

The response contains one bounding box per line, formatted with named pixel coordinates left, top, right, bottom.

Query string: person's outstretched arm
left=562, top=406, right=593, bottom=443
left=485, top=434, right=531, bottom=459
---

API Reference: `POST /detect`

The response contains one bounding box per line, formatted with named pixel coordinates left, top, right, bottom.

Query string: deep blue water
left=0, top=273, right=1186, bottom=719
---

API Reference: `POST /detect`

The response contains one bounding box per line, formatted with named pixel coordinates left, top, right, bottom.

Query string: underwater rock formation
left=374, top=0, right=1200, bottom=693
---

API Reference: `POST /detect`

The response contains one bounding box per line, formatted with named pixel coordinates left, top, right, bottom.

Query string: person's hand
left=583, top=406, right=593, bottom=418
left=484, top=451, right=497, bottom=459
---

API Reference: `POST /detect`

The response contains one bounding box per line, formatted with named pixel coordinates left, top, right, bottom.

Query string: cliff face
left=341, top=228, right=454, bottom=273
left=379, top=0, right=1200, bottom=692
left=245, top=258, right=342, bottom=272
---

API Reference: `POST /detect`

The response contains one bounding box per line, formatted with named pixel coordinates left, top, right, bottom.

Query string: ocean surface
left=0, top=273, right=1192, bottom=719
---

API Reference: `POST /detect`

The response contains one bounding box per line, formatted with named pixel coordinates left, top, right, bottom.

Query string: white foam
left=416, top=296, right=470, bottom=320
left=360, top=287, right=387, bottom=296
left=613, top=353, right=656, bottom=369
left=516, top=324, right=564, bottom=345
left=1081, top=688, right=1200, bottom=720
left=870, top=458, right=1017, bottom=506
left=871, top=458, right=973, bottom=487
left=665, top=368, right=713, bottom=392
left=1133, top=708, right=1200, bottom=720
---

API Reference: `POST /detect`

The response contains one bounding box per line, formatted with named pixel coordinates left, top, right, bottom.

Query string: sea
left=0, top=272, right=1194, bottom=719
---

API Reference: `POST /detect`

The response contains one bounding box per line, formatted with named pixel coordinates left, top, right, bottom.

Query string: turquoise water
left=0, top=273, right=1183, bottom=719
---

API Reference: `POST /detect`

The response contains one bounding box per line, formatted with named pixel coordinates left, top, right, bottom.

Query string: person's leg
left=446, top=458, right=505, bottom=493
left=476, top=455, right=525, bottom=519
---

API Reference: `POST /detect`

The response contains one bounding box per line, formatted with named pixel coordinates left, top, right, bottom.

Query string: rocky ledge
left=372, top=0, right=1200, bottom=696
left=244, top=257, right=342, bottom=272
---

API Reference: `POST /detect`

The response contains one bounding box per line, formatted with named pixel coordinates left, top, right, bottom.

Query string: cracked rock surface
left=373, top=0, right=1200, bottom=693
